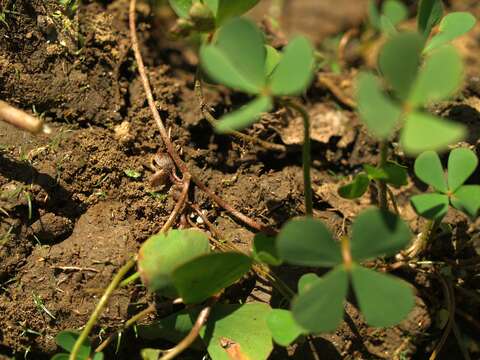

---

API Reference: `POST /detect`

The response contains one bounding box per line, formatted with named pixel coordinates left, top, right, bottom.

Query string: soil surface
left=1, top=0, right=479, bottom=359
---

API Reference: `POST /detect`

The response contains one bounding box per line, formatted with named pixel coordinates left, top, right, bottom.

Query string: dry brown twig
left=0, top=100, right=51, bottom=134
left=129, top=0, right=273, bottom=234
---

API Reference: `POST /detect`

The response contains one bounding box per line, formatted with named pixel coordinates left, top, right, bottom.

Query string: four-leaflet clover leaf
left=357, top=32, right=466, bottom=155
left=411, top=148, right=480, bottom=220
left=276, top=208, right=414, bottom=332
left=200, top=17, right=315, bottom=133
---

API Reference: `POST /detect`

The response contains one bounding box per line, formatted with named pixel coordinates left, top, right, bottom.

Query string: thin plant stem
left=160, top=175, right=191, bottom=233
left=119, top=271, right=140, bottom=288
left=404, top=218, right=440, bottom=259
left=95, top=303, right=156, bottom=353
left=281, top=100, right=313, bottom=216
left=69, top=258, right=136, bottom=360
left=378, top=141, right=388, bottom=210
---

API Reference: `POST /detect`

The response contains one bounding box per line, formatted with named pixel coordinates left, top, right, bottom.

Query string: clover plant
left=264, top=209, right=414, bottom=341
left=169, top=0, right=259, bottom=36
left=52, top=331, right=104, bottom=360
left=200, top=17, right=316, bottom=214
left=411, top=148, right=480, bottom=220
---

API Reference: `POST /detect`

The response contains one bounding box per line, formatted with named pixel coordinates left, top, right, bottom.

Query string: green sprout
left=411, top=148, right=480, bottom=220
left=200, top=17, right=315, bottom=214
left=169, top=0, right=259, bottom=36
left=52, top=330, right=104, bottom=360
left=272, top=208, right=414, bottom=336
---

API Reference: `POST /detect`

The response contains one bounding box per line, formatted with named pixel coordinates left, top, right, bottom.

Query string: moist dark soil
left=0, top=0, right=479, bottom=359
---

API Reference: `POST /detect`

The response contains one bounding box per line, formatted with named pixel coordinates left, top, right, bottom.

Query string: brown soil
left=0, top=0, right=479, bottom=359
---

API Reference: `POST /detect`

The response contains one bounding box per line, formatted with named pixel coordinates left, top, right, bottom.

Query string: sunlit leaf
left=409, top=46, right=463, bottom=107
left=172, top=252, right=252, bottom=304
left=169, top=0, right=193, bottom=18
left=55, top=331, right=90, bottom=360
left=383, top=0, right=408, bottom=26
left=265, top=45, right=281, bottom=77
left=368, top=0, right=381, bottom=29
left=356, top=73, right=402, bottom=139
left=200, top=18, right=266, bottom=93
left=215, top=96, right=273, bottom=133
left=351, top=265, right=414, bottom=327
left=380, top=15, right=398, bottom=36
left=277, top=218, right=342, bottom=267
left=401, top=111, right=465, bottom=155
left=414, top=150, right=448, bottom=193
left=447, top=148, right=478, bottom=192
left=201, top=303, right=273, bottom=360
left=451, top=185, right=480, bottom=218
left=338, top=173, right=370, bottom=199
left=138, top=229, right=210, bottom=293
left=292, top=266, right=348, bottom=333
left=425, top=12, right=476, bottom=53
left=351, top=209, right=411, bottom=261
left=270, top=36, right=315, bottom=96
left=378, top=33, right=423, bottom=100
left=410, top=193, right=449, bottom=220
left=417, top=0, right=444, bottom=38
left=266, top=309, right=304, bottom=346
left=205, top=0, right=260, bottom=25
left=253, top=233, right=282, bottom=266
left=141, top=349, right=162, bottom=360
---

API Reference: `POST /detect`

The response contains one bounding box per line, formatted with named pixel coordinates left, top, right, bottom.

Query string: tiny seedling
left=272, top=208, right=414, bottom=335
left=338, top=160, right=407, bottom=199
left=52, top=330, right=104, bottom=360
left=124, top=169, right=142, bottom=179
left=169, top=0, right=259, bottom=36
left=411, top=148, right=480, bottom=220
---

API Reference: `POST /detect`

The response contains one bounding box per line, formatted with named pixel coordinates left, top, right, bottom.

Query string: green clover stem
left=405, top=218, right=440, bottom=258
left=283, top=100, right=313, bottom=216
left=378, top=141, right=389, bottom=210
left=69, top=258, right=136, bottom=360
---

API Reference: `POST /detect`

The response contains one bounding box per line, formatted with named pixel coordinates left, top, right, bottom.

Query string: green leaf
left=265, top=45, right=281, bottom=77
left=410, top=193, right=449, bottom=220
left=205, top=0, right=260, bottom=25
left=409, top=46, right=463, bottom=107
left=451, top=185, right=480, bottom=218
left=414, top=150, right=448, bottom=192
left=401, top=111, right=466, bottom=155
left=382, top=0, right=408, bottom=26
left=266, top=309, right=304, bottom=346
left=51, top=354, right=70, bottom=360
left=172, top=252, right=252, bottom=304
left=447, top=148, right=478, bottom=192
left=277, top=218, right=342, bottom=267
left=55, top=331, right=90, bottom=360
left=201, top=303, right=273, bottom=360
left=215, top=96, right=273, bottom=133
left=425, top=12, right=477, bottom=53
left=365, top=162, right=408, bottom=188
left=269, top=36, right=315, bottom=96
left=380, top=15, right=398, bottom=36
left=92, top=353, right=104, bottom=360
left=138, top=229, right=210, bottom=293
left=350, top=208, right=412, bottom=261
left=378, top=33, right=423, bottom=100
left=169, top=0, right=193, bottom=18
left=253, top=233, right=282, bottom=266
left=351, top=265, right=414, bottom=327
left=368, top=0, right=381, bottom=29
left=338, top=173, right=370, bottom=199
left=141, top=349, right=162, bottom=360
left=200, top=18, right=265, bottom=93
left=297, top=273, right=320, bottom=295
left=292, top=266, right=348, bottom=333
left=417, top=0, right=444, bottom=38
left=356, top=73, right=402, bottom=139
